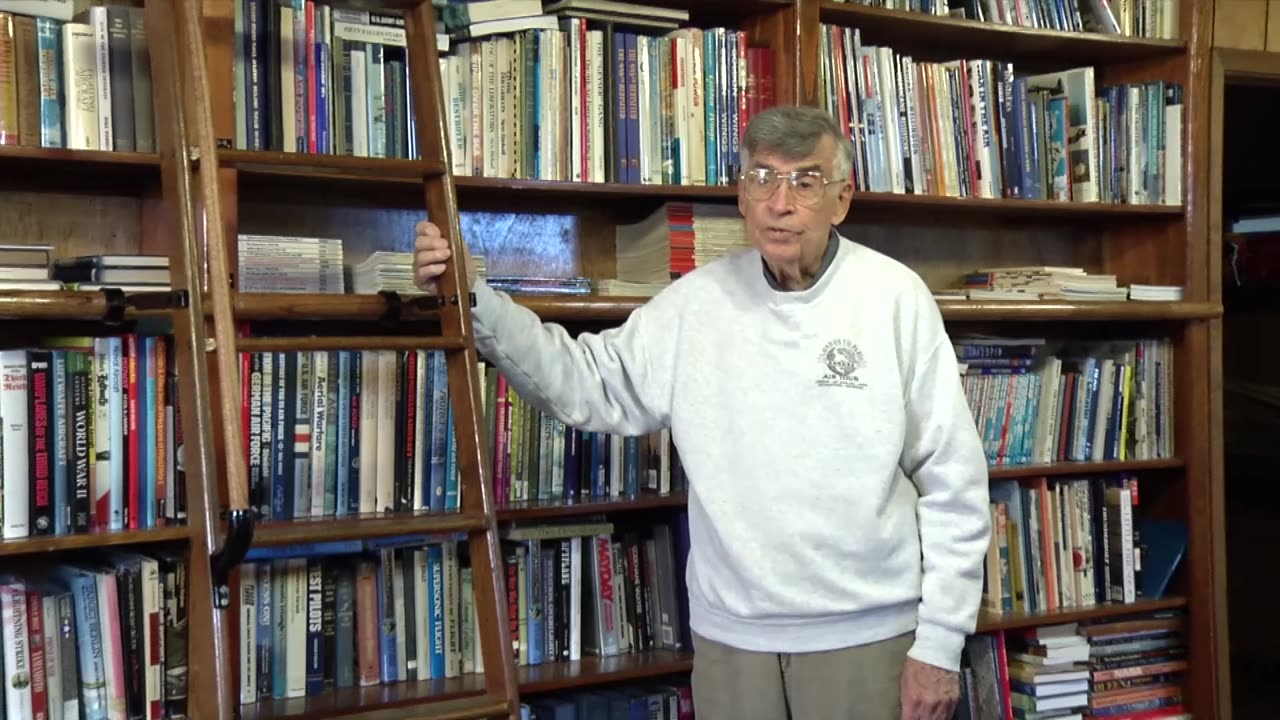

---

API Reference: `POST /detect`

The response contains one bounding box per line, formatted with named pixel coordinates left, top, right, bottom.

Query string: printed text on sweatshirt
left=468, top=232, right=992, bottom=672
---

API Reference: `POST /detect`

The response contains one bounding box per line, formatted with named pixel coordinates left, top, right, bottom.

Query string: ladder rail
left=404, top=2, right=522, bottom=718
left=143, top=0, right=243, bottom=717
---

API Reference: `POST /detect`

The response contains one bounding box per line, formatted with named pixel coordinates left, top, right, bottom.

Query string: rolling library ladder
left=147, top=0, right=522, bottom=716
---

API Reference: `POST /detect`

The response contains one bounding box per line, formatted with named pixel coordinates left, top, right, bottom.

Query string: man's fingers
left=415, top=247, right=450, bottom=264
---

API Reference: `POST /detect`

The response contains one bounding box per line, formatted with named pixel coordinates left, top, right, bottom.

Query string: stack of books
left=51, top=254, right=171, bottom=292
left=237, top=235, right=344, bottom=294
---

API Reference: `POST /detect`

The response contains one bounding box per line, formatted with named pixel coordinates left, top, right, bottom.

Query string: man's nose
left=768, top=181, right=796, bottom=213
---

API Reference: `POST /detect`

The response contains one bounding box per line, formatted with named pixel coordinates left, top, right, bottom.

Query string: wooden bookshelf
left=170, top=0, right=1230, bottom=716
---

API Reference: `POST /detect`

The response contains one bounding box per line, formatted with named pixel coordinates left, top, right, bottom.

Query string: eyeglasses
left=740, top=168, right=846, bottom=206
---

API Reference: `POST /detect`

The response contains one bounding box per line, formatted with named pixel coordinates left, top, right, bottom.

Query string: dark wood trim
left=976, top=597, right=1189, bottom=633
left=251, top=511, right=487, bottom=546
left=986, top=458, right=1184, bottom=479
left=0, top=526, right=189, bottom=557
left=518, top=651, right=694, bottom=695
left=498, top=493, right=691, bottom=522
left=818, top=1, right=1185, bottom=65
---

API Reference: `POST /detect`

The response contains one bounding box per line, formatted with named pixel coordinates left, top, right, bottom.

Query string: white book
left=309, top=351, right=329, bottom=517
left=286, top=559, right=307, bottom=698
left=0, top=350, right=28, bottom=538
left=240, top=563, right=259, bottom=704
left=88, top=6, right=112, bottom=150
left=374, top=351, right=396, bottom=512
left=61, top=22, right=98, bottom=150
left=357, top=351, right=378, bottom=514
left=1, top=580, right=32, bottom=720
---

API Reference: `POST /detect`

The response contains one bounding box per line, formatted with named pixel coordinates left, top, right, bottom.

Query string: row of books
left=237, top=349, right=462, bottom=522
left=234, top=517, right=689, bottom=702
left=438, top=24, right=776, bottom=185
left=0, top=552, right=189, bottom=720
left=0, top=4, right=156, bottom=152
left=0, top=337, right=185, bottom=541
left=819, top=26, right=1183, bottom=205
left=237, top=537, right=472, bottom=701
left=499, top=518, right=688, bottom=666
left=959, top=611, right=1190, bottom=719
left=483, top=363, right=687, bottom=505
left=955, top=336, right=1174, bottom=466
left=836, top=0, right=1179, bottom=40
left=984, top=474, right=1162, bottom=619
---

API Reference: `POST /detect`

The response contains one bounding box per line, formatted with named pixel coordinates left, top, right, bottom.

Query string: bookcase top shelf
left=818, top=1, right=1187, bottom=66
left=0, top=526, right=189, bottom=558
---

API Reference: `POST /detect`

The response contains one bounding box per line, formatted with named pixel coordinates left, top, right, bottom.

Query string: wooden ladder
left=146, top=0, right=520, bottom=717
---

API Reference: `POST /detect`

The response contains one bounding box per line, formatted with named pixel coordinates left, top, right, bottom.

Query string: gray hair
left=740, top=105, right=854, bottom=182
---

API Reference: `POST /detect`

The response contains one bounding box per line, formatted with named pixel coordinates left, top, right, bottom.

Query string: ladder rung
left=252, top=511, right=489, bottom=546
left=235, top=335, right=467, bottom=353
left=321, top=694, right=512, bottom=720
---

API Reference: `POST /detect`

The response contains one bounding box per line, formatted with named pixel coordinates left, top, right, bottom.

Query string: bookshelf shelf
left=454, top=177, right=740, bottom=202
left=237, top=651, right=692, bottom=720
left=845, top=193, right=1183, bottom=223
left=504, top=296, right=1222, bottom=323
left=251, top=511, right=486, bottom=546
left=0, top=145, right=160, bottom=172
left=497, top=493, right=690, bottom=522
left=976, top=596, right=1189, bottom=633
left=237, top=678, right=490, bottom=720
left=217, top=149, right=446, bottom=179
left=986, top=458, right=1184, bottom=479
left=937, top=301, right=1221, bottom=321
left=518, top=650, right=695, bottom=695
left=0, top=526, right=189, bottom=558
left=817, top=1, right=1186, bottom=66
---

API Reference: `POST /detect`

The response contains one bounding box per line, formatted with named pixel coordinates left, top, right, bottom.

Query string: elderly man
left=413, top=105, right=991, bottom=720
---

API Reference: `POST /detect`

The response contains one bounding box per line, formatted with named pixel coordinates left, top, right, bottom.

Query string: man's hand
left=900, top=656, right=960, bottom=720
left=413, top=219, right=476, bottom=291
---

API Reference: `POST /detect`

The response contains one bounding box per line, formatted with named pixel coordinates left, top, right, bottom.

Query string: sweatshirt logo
left=818, top=339, right=866, bottom=389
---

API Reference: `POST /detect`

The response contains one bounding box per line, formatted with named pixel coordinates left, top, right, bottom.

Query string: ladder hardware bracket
left=210, top=507, right=255, bottom=609
left=379, top=290, right=404, bottom=323
left=101, top=288, right=127, bottom=326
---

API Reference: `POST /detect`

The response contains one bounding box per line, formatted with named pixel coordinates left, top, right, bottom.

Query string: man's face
left=737, top=134, right=854, bottom=271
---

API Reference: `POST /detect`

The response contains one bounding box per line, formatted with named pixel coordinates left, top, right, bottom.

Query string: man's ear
left=830, top=181, right=854, bottom=225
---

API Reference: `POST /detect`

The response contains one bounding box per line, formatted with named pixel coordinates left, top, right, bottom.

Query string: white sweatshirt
left=469, top=231, right=991, bottom=672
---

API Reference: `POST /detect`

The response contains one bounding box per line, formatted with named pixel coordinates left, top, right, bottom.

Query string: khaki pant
left=690, top=630, right=914, bottom=720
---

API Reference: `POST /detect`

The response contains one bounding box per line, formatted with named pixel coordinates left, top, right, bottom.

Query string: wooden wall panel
left=1269, top=0, right=1280, bottom=50
left=0, top=193, right=144, bottom=257
left=1214, top=0, right=1268, bottom=49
